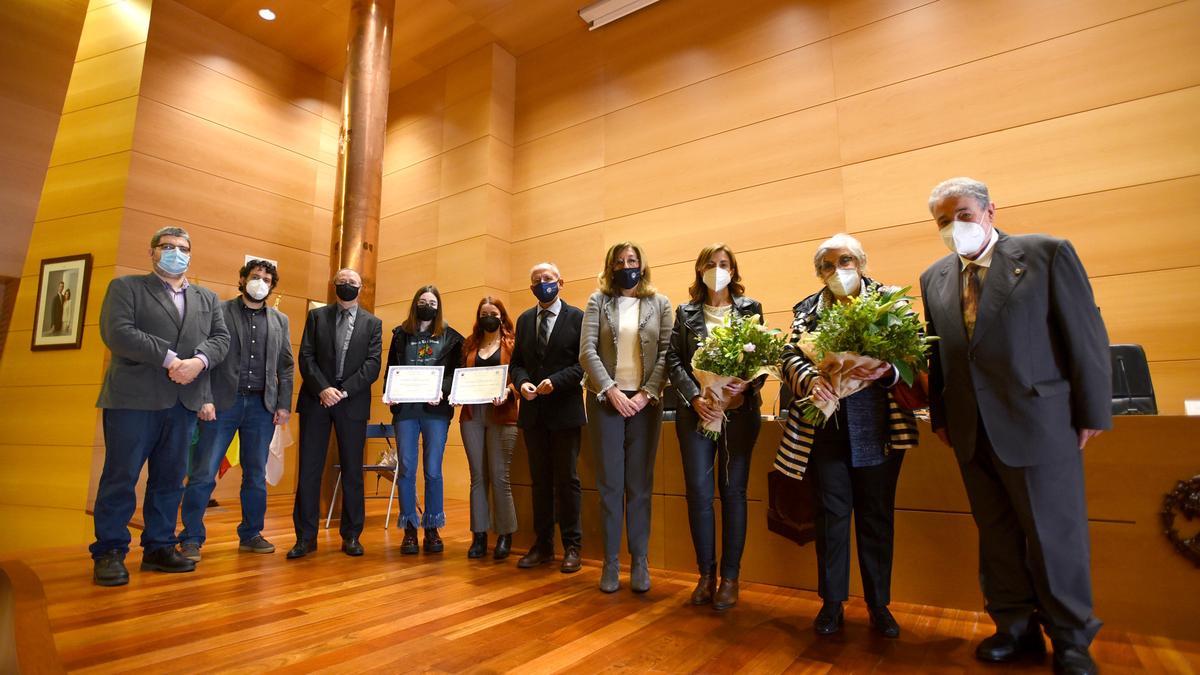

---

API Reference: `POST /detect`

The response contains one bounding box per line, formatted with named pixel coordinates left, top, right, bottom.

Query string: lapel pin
left=1014, top=268, right=1024, bottom=276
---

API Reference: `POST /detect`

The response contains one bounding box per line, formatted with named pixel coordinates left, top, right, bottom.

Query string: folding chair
left=325, top=422, right=403, bottom=529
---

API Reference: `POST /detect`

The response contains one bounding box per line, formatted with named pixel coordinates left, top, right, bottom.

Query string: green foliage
left=809, top=286, right=936, bottom=386
left=692, top=312, right=786, bottom=380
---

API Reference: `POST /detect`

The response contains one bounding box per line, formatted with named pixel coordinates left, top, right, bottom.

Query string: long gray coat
left=96, top=273, right=230, bottom=412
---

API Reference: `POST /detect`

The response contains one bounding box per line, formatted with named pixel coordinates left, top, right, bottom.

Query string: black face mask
left=479, top=316, right=501, bottom=332
left=613, top=267, right=641, bottom=290
left=335, top=283, right=360, bottom=302
left=415, top=305, right=437, bottom=321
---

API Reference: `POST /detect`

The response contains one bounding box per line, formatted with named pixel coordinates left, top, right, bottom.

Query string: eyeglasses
left=156, top=243, right=192, bottom=254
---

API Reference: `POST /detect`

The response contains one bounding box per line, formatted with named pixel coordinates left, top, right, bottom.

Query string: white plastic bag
left=266, top=423, right=292, bottom=486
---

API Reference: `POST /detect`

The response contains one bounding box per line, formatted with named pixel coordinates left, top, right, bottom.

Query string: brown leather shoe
left=690, top=572, right=716, bottom=605
left=560, top=546, right=582, bottom=573
left=517, top=545, right=554, bottom=569
left=713, top=578, right=739, bottom=610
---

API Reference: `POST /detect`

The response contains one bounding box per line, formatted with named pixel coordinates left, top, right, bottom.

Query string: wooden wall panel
left=829, top=0, right=1174, bottom=97
left=837, top=2, right=1200, bottom=164
left=511, top=172, right=604, bottom=242
left=602, top=104, right=841, bottom=220
left=603, top=42, right=836, bottom=166
left=73, top=0, right=151, bottom=62
left=1092, top=269, right=1200, bottom=363
left=60, top=44, right=144, bottom=113
left=840, top=87, right=1200, bottom=232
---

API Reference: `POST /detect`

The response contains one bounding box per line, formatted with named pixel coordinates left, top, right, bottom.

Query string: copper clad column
left=328, top=0, right=394, bottom=312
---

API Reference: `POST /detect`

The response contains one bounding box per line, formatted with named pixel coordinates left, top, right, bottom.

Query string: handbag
left=891, top=371, right=929, bottom=411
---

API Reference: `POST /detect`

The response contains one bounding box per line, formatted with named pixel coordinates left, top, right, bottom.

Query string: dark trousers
left=676, top=404, right=760, bottom=579
left=524, top=424, right=583, bottom=550
left=586, top=394, right=662, bottom=560
left=809, top=436, right=904, bottom=607
left=293, top=403, right=366, bottom=542
left=91, top=402, right=196, bottom=558
left=179, top=394, right=276, bottom=546
left=959, top=422, right=1100, bottom=648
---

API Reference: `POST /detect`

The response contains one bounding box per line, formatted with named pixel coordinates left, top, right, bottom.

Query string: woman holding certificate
left=457, top=297, right=519, bottom=560
left=580, top=241, right=672, bottom=594
left=386, top=285, right=463, bottom=555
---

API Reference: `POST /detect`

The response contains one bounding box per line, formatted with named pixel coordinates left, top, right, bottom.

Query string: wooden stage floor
left=13, top=494, right=1200, bottom=673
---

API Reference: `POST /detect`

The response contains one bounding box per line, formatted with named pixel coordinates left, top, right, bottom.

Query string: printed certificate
left=449, top=365, right=509, bottom=405
left=384, top=365, right=444, bottom=403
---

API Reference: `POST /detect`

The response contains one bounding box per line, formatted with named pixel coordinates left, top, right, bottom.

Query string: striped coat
left=774, top=278, right=920, bottom=480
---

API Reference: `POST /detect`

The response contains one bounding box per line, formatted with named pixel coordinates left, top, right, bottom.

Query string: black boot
left=424, top=528, right=444, bottom=553
left=493, top=534, right=512, bottom=560
left=467, top=532, right=487, bottom=558
left=400, top=525, right=419, bottom=555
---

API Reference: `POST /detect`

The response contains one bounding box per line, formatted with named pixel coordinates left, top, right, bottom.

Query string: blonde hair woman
left=579, top=241, right=672, bottom=593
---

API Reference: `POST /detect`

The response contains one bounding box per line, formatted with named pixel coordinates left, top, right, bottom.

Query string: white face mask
left=942, top=219, right=988, bottom=257
left=245, top=278, right=271, bottom=301
left=826, top=267, right=861, bottom=297
left=702, top=266, right=731, bottom=293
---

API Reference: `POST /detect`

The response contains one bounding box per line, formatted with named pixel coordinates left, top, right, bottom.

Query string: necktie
left=962, top=263, right=982, bottom=339
left=335, top=309, right=351, bottom=380
left=537, top=309, right=551, bottom=355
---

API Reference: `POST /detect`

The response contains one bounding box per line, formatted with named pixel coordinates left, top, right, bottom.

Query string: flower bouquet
left=797, top=286, right=936, bottom=426
left=690, top=312, right=786, bottom=440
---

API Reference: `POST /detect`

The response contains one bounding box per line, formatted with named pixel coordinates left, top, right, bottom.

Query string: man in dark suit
left=921, top=177, right=1111, bottom=675
left=289, top=268, right=382, bottom=559
left=92, top=226, right=230, bottom=586
left=510, top=262, right=587, bottom=573
left=50, top=281, right=67, bottom=333
left=179, top=259, right=294, bottom=561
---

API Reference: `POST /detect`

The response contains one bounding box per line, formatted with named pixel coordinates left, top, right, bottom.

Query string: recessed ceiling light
left=258, top=8, right=276, bottom=21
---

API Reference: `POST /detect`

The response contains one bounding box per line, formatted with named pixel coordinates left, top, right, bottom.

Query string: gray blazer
left=920, top=232, right=1112, bottom=467
left=97, top=273, right=230, bottom=412
left=208, top=298, right=294, bottom=413
left=579, top=290, right=672, bottom=400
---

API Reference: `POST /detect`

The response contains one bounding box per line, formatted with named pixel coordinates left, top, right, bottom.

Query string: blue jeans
left=394, top=416, right=449, bottom=528
left=91, top=402, right=196, bottom=558
left=676, top=404, right=760, bottom=579
left=179, top=394, right=276, bottom=546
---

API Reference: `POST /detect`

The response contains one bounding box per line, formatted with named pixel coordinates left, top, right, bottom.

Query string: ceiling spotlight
left=258, top=8, right=276, bottom=21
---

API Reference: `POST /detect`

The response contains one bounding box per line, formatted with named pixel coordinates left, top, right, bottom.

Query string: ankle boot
left=493, top=534, right=512, bottom=560
left=400, top=525, right=419, bottom=554
left=467, top=532, right=487, bottom=558
left=690, top=571, right=716, bottom=605
left=424, top=528, right=444, bottom=553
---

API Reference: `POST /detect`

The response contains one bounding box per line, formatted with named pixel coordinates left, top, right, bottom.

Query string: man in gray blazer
left=92, top=226, right=230, bottom=587
left=921, top=178, right=1111, bottom=675
left=178, top=259, right=294, bottom=561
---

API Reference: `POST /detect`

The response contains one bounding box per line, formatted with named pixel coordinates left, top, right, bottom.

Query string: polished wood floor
left=12, top=495, right=1200, bottom=674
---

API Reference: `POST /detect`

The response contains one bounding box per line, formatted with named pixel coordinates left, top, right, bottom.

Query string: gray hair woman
left=775, top=233, right=919, bottom=639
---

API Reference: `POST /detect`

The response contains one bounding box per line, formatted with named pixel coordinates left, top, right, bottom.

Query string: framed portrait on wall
left=31, top=253, right=92, bottom=351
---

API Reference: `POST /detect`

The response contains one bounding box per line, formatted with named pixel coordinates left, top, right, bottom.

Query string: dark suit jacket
left=96, top=273, right=230, bottom=412
left=510, top=301, right=586, bottom=430
left=665, top=295, right=764, bottom=411
left=297, top=303, right=383, bottom=421
left=920, top=232, right=1112, bottom=466
left=209, top=297, right=294, bottom=413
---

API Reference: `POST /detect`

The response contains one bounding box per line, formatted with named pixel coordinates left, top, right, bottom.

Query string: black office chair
left=1111, top=344, right=1157, bottom=415
left=325, top=422, right=403, bottom=529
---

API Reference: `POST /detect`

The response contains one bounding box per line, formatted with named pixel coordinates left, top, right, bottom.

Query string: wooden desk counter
left=508, top=415, right=1200, bottom=641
